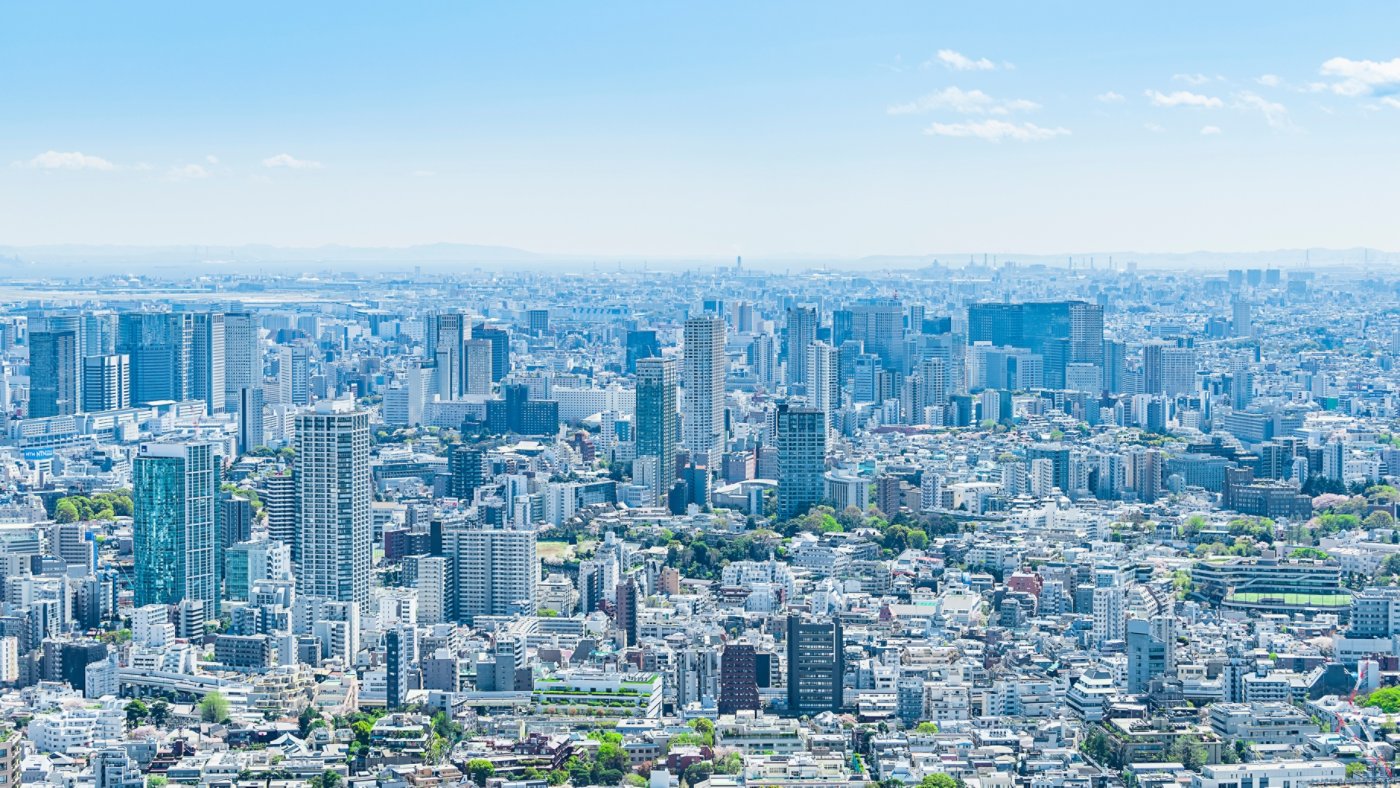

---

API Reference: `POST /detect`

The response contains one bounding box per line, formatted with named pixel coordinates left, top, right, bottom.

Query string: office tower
left=785, top=306, right=817, bottom=386
left=28, top=329, right=78, bottom=417
left=527, top=308, right=550, bottom=335
left=735, top=301, right=755, bottom=334
left=777, top=405, right=826, bottom=520
left=635, top=356, right=679, bottom=500
left=615, top=578, right=638, bottom=647
left=1026, top=444, right=1071, bottom=494
left=190, top=312, right=225, bottom=415
left=1103, top=339, right=1126, bottom=394
left=1143, top=342, right=1197, bottom=396
left=806, top=341, right=839, bottom=428
left=786, top=614, right=844, bottom=716
left=278, top=344, right=310, bottom=406
left=222, top=312, right=261, bottom=411
left=967, top=302, right=1023, bottom=346
left=82, top=354, right=130, bottom=412
left=220, top=494, right=255, bottom=548
left=682, top=315, right=727, bottom=473
left=831, top=308, right=853, bottom=348
left=448, top=444, right=485, bottom=501
left=1127, top=617, right=1169, bottom=693
left=385, top=628, right=409, bottom=710
left=752, top=333, right=778, bottom=390
left=83, top=312, right=117, bottom=357
left=850, top=299, right=905, bottom=372
left=445, top=524, right=539, bottom=624
left=118, top=312, right=193, bottom=405
left=430, top=312, right=470, bottom=399
left=625, top=329, right=661, bottom=373
left=224, top=539, right=292, bottom=602
left=464, top=339, right=493, bottom=395
left=473, top=323, right=510, bottom=382
left=294, top=400, right=371, bottom=611
left=238, top=387, right=265, bottom=453
left=1232, top=299, right=1253, bottom=339
left=261, top=471, right=296, bottom=556
left=133, top=442, right=218, bottom=619
left=719, top=643, right=761, bottom=715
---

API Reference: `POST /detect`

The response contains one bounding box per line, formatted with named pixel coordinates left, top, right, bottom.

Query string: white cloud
left=1234, top=91, right=1292, bottom=129
left=1200, top=125, right=1222, bottom=135
left=930, top=49, right=998, bottom=71
left=1320, top=56, right=1400, bottom=96
left=20, top=150, right=116, bottom=171
left=205, top=155, right=220, bottom=165
left=1381, top=97, right=1400, bottom=109
left=1145, top=89, right=1223, bottom=108
left=888, top=86, right=1039, bottom=116
left=169, top=164, right=211, bottom=180
left=923, top=119, right=1069, bottom=142
left=1173, top=73, right=1213, bottom=85
left=1256, top=74, right=1282, bottom=87
left=1143, top=122, right=1165, bottom=133
left=1096, top=91, right=1126, bottom=103
left=262, top=153, right=323, bottom=169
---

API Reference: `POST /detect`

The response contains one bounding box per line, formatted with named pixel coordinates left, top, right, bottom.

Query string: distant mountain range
left=0, top=243, right=1394, bottom=276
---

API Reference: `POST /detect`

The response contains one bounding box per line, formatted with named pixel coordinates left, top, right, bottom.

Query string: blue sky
left=3, top=2, right=1399, bottom=258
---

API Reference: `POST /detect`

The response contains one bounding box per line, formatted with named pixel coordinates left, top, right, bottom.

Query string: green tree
left=55, top=498, right=80, bottom=523
left=125, top=699, right=149, bottom=727
left=1363, top=687, right=1400, bottom=713
left=199, top=691, right=230, bottom=723
left=150, top=700, right=172, bottom=727
left=308, top=772, right=343, bottom=788
left=920, top=775, right=959, bottom=788
left=466, top=759, right=495, bottom=786
left=915, top=721, right=940, bottom=734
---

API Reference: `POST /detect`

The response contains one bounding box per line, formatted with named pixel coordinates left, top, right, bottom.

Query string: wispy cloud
left=19, top=150, right=116, bottom=171
left=1200, top=125, right=1222, bottom=135
left=928, top=49, right=999, bottom=71
left=889, top=86, right=1039, bottom=116
left=1234, top=91, right=1293, bottom=129
left=1173, top=73, right=1213, bottom=85
left=924, top=119, right=1069, bottom=142
left=1256, top=74, right=1282, bottom=87
left=1320, top=56, right=1400, bottom=96
left=1143, top=122, right=1165, bottom=133
left=1096, top=91, right=1125, bottom=103
left=205, top=155, right=220, bottom=165
left=262, top=153, right=323, bottom=169
left=169, top=163, right=211, bottom=180
left=1145, top=89, right=1223, bottom=108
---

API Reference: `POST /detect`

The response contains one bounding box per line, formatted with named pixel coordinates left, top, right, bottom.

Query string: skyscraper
left=133, top=442, right=218, bottom=619
left=448, top=444, right=485, bottom=502
left=445, top=523, right=539, bottom=624
left=28, top=329, right=78, bottom=417
left=777, top=405, right=826, bottom=520
left=464, top=339, right=493, bottom=395
left=237, top=387, right=265, bottom=453
left=278, top=344, right=310, bottom=406
left=805, top=341, right=839, bottom=430
left=191, top=312, right=225, bottom=415
left=786, top=614, right=844, bottom=716
left=850, top=298, right=905, bottom=372
left=635, top=356, right=679, bottom=500
left=294, top=400, right=371, bottom=611
left=429, top=312, right=471, bottom=399
left=473, top=323, right=511, bottom=382
left=118, top=312, right=193, bottom=405
left=223, top=312, right=261, bottom=413
left=682, top=315, right=727, bottom=473
left=784, top=306, right=817, bottom=387
left=82, top=354, right=130, bottom=412
left=261, top=471, right=296, bottom=557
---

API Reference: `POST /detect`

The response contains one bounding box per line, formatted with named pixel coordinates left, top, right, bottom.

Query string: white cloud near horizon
left=924, top=119, right=1069, bottom=142
left=262, top=153, right=323, bottom=169
left=1200, top=125, right=1222, bottom=135
left=19, top=150, right=116, bottom=171
left=1320, top=56, right=1400, bottom=96
left=1097, top=91, right=1126, bottom=103
left=1234, top=91, right=1293, bottom=129
left=1145, top=89, right=1223, bottom=108
left=889, top=86, right=1039, bottom=116
left=930, top=49, right=998, bottom=71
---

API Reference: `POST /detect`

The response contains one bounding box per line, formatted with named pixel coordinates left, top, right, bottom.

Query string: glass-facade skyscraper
left=132, top=442, right=218, bottom=618
left=635, top=356, right=678, bottom=500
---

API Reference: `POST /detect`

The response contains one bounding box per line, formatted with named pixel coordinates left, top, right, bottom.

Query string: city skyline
left=4, top=2, right=1400, bottom=257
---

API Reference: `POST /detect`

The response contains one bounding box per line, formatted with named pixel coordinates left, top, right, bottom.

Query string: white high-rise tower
left=295, top=399, right=371, bottom=612
left=682, top=315, right=727, bottom=473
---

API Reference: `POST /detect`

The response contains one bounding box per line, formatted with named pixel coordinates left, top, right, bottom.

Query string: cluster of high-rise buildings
left=0, top=261, right=1396, bottom=787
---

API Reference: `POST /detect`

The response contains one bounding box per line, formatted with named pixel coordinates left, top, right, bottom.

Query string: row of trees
left=53, top=489, right=133, bottom=522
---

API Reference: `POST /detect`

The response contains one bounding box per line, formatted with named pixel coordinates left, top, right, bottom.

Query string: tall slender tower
left=133, top=442, right=218, bottom=618
left=682, top=315, right=727, bottom=473
left=223, top=312, right=261, bottom=413
left=191, top=312, right=225, bottom=415
left=430, top=312, right=471, bottom=400
left=294, top=399, right=371, bottom=612
left=785, top=306, right=817, bottom=387
left=635, top=356, right=679, bottom=500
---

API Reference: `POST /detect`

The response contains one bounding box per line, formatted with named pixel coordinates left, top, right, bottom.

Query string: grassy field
left=539, top=540, right=596, bottom=562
